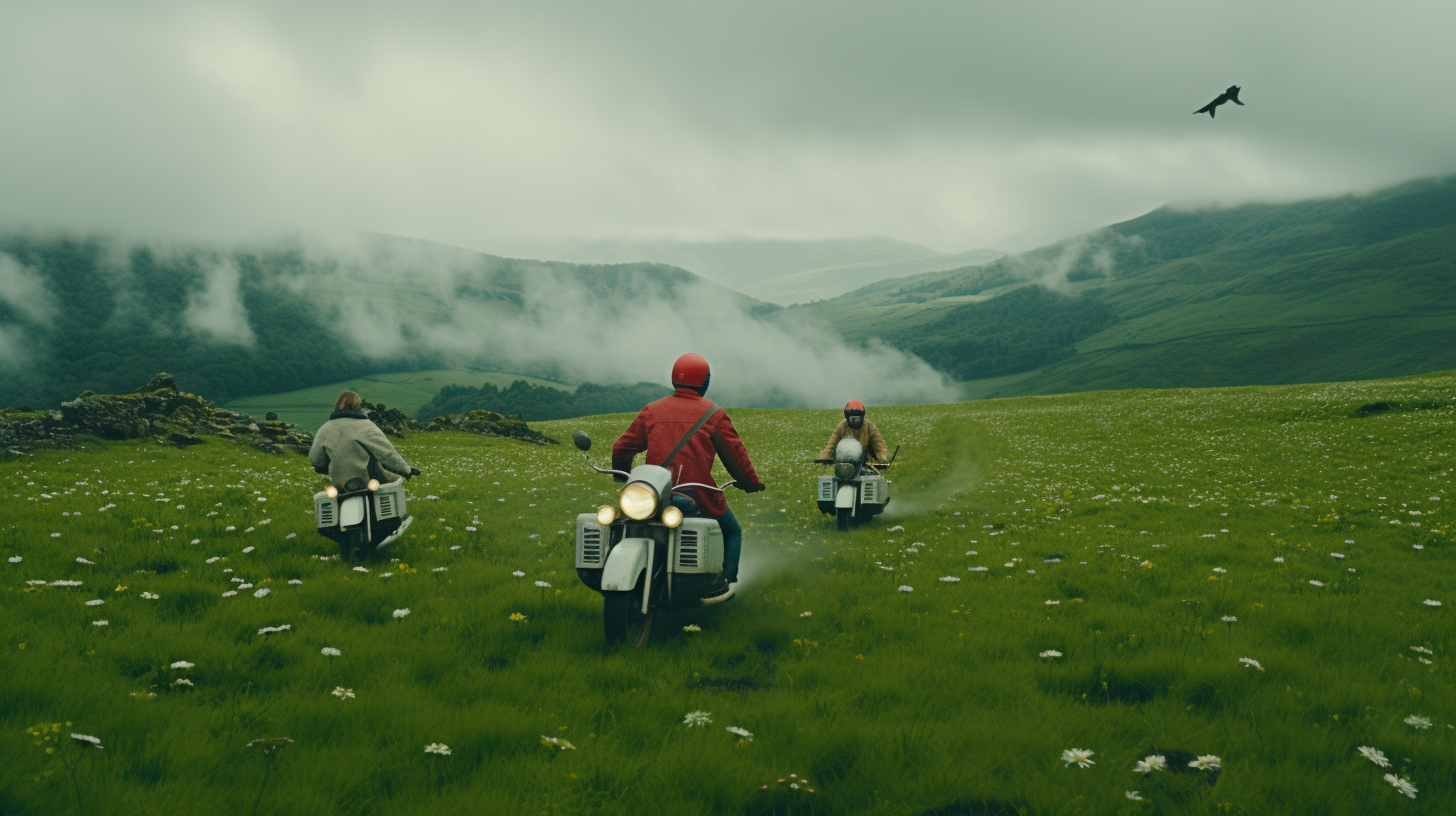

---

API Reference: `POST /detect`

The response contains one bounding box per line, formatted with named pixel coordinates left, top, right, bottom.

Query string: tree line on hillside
left=417, top=380, right=673, bottom=422
left=876, top=286, right=1120, bottom=381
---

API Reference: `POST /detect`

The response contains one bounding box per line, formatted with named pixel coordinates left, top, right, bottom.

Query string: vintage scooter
left=816, top=439, right=898, bottom=530
left=571, top=431, right=735, bottom=647
left=312, top=452, right=414, bottom=560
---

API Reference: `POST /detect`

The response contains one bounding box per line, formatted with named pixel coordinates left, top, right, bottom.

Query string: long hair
left=334, top=390, right=362, bottom=412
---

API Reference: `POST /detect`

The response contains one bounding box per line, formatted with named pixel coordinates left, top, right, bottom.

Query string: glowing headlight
left=367, top=479, right=381, bottom=492
left=834, top=462, right=858, bottom=480
left=596, top=505, right=617, bottom=525
left=325, top=485, right=338, bottom=498
left=619, top=482, right=659, bottom=520
left=661, top=505, right=684, bottom=528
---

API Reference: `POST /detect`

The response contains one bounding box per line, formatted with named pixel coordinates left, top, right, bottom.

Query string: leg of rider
left=712, top=505, right=743, bottom=584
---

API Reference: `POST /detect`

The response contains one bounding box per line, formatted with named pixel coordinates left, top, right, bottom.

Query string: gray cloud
left=182, top=257, right=255, bottom=347
left=1, top=2, right=1453, bottom=257
left=0, top=253, right=54, bottom=369
left=0, top=253, right=54, bottom=325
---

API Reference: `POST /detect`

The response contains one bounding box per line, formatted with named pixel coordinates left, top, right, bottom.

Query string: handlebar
left=581, top=452, right=630, bottom=479
left=674, top=481, right=730, bottom=494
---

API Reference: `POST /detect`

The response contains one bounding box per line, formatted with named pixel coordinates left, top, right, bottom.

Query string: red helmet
left=671, top=353, right=711, bottom=388
left=844, top=399, right=865, bottom=415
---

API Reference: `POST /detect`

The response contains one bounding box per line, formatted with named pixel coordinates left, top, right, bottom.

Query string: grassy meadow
left=2, top=372, right=1454, bottom=815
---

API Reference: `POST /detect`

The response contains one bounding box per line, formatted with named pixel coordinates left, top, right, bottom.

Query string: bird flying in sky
left=1194, top=85, right=1244, bottom=118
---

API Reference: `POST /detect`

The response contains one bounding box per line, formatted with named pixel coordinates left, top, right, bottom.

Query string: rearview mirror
left=572, top=430, right=592, bottom=451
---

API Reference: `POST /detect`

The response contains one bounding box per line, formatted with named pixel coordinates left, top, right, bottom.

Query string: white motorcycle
left=313, top=473, right=414, bottom=561
left=571, top=431, right=735, bottom=647
left=816, top=439, right=898, bottom=531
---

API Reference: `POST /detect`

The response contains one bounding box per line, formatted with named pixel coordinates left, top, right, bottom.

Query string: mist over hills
left=2, top=175, right=1450, bottom=413
left=505, top=237, right=1004, bottom=305
left=0, top=232, right=953, bottom=411
left=793, top=174, right=1456, bottom=395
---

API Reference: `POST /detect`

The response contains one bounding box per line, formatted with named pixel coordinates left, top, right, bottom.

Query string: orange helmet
left=844, top=400, right=865, bottom=416
left=672, top=353, right=711, bottom=390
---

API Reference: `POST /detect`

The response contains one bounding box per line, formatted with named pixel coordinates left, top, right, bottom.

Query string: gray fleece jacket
left=308, top=411, right=412, bottom=487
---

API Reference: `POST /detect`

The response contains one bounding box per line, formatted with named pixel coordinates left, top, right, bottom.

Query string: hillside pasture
left=2, top=372, right=1453, bottom=814
left=224, top=370, right=571, bottom=431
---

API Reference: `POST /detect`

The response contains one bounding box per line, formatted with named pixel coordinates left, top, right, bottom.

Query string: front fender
left=600, top=538, right=651, bottom=592
left=835, top=483, right=858, bottom=509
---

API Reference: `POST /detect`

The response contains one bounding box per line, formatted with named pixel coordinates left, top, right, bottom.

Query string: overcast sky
left=2, top=1, right=1453, bottom=255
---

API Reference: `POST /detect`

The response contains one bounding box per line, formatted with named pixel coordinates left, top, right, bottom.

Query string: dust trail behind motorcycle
left=881, top=434, right=981, bottom=518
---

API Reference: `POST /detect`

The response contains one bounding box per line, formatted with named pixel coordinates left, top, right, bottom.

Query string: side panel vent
left=818, top=477, right=835, bottom=501
left=575, top=514, right=605, bottom=567
left=315, top=497, right=336, bottom=528
left=375, top=492, right=396, bottom=519
left=678, top=529, right=699, bottom=569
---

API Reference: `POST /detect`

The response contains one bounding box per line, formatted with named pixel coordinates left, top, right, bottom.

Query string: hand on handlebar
left=814, top=458, right=833, bottom=465
left=733, top=481, right=766, bottom=493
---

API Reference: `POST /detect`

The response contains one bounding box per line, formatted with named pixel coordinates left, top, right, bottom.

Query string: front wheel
left=604, top=585, right=653, bottom=647
left=836, top=507, right=852, bottom=531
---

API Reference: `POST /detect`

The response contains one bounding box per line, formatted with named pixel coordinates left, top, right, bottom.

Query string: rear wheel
left=836, top=507, right=851, bottom=531
left=604, top=584, right=653, bottom=647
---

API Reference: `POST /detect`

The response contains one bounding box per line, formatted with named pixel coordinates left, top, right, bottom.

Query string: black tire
left=604, top=584, right=653, bottom=647
left=338, top=537, right=352, bottom=561
left=837, top=507, right=851, bottom=531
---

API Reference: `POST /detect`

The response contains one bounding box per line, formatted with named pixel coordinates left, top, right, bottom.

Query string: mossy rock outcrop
left=361, top=400, right=420, bottom=439
left=4, top=373, right=315, bottom=456
left=424, top=409, right=557, bottom=445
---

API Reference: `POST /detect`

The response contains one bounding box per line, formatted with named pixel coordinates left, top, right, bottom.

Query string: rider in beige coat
left=817, top=400, right=890, bottom=463
left=308, top=391, right=417, bottom=487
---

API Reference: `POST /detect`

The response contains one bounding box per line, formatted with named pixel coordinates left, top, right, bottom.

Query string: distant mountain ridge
left=510, top=236, right=1004, bottom=304
left=792, top=174, right=1456, bottom=396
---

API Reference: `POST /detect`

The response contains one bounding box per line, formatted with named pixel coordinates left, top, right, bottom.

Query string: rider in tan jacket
left=818, top=400, right=890, bottom=463
left=309, top=391, right=418, bottom=487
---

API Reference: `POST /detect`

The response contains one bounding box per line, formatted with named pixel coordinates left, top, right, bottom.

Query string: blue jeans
left=671, top=492, right=743, bottom=583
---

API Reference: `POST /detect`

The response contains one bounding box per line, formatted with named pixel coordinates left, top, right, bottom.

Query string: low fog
left=291, top=237, right=957, bottom=408
left=0, top=232, right=955, bottom=408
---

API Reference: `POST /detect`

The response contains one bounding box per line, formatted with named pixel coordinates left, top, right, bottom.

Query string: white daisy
left=1060, top=748, right=1095, bottom=768
left=1357, top=746, right=1390, bottom=767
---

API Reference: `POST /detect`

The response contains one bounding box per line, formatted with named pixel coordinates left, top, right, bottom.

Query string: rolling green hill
left=224, top=369, right=571, bottom=431
left=792, top=174, right=1456, bottom=396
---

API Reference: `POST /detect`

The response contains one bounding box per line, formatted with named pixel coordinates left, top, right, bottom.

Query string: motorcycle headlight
left=619, top=482, right=658, bottom=521
left=325, top=485, right=338, bottom=498
left=661, top=505, right=684, bottom=528
left=596, top=504, right=617, bottom=525
left=367, top=479, right=381, bottom=492
left=834, top=462, right=858, bottom=480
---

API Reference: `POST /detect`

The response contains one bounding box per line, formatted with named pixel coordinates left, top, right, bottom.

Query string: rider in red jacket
left=613, top=353, right=764, bottom=590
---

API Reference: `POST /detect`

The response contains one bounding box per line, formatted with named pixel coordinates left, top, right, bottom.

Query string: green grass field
left=3, top=372, right=1453, bottom=814
left=224, top=370, right=571, bottom=431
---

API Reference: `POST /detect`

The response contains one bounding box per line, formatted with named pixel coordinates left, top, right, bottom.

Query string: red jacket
left=612, top=388, right=760, bottom=516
